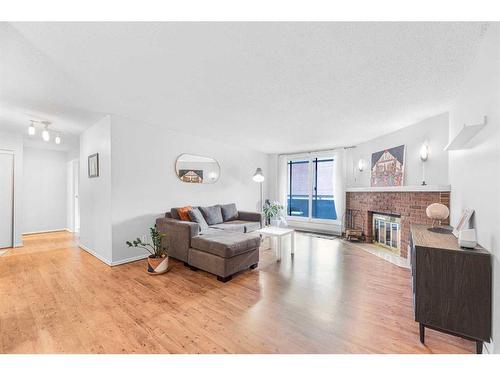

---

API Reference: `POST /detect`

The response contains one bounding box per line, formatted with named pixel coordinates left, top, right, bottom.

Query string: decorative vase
left=147, top=255, right=169, bottom=275
left=270, top=218, right=280, bottom=227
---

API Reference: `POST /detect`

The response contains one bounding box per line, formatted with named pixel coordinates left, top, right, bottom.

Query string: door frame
left=0, top=149, right=15, bottom=249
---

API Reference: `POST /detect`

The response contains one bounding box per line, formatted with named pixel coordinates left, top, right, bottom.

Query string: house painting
left=179, top=169, right=204, bottom=183
left=370, top=145, right=405, bottom=187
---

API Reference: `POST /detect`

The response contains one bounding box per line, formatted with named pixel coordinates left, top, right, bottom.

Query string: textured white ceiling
left=0, top=22, right=488, bottom=153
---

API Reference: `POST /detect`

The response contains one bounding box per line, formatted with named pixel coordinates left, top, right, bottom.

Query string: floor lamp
left=252, top=168, right=265, bottom=224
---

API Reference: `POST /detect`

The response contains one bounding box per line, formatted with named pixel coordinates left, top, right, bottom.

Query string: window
left=287, top=160, right=309, bottom=217
left=286, top=156, right=337, bottom=220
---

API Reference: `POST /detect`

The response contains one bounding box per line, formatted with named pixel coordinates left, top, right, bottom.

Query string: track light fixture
left=27, top=120, right=62, bottom=144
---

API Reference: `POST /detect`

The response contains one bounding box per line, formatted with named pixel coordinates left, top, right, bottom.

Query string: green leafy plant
left=263, top=201, right=284, bottom=221
left=126, top=225, right=167, bottom=258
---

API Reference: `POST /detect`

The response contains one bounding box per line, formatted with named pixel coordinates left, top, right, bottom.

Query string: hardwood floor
left=0, top=231, right=474, bottom=353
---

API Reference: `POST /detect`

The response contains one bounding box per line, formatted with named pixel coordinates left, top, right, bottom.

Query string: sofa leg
left=250, top=263, right=258, bottom=270
left=189, top=265, right=199, bottom=271
left=217, top=275, right=233, bottom=283
left=183, top=262, right=189, bottom=267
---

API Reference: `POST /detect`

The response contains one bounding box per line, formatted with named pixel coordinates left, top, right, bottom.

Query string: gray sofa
left=156, top=204, right=262, bottom=282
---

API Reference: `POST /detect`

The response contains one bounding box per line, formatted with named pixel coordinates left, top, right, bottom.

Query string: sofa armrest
left=238, top=211, right=263, bottom=223
left=156, top=217, right=200, bottom=262
left=156, top=217, right=199, bottom=237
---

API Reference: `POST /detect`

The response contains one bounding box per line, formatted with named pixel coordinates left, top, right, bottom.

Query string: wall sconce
left=358, top=159, right=366, bottom=172
left=420, top=143, right=429, bottom=185
left=420, top=144, right=429, bottom=162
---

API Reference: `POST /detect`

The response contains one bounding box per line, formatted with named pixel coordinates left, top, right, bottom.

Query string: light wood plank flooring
left=0, top=231, right=474, bottom=353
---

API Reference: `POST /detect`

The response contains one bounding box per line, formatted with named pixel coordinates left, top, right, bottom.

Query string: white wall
left=345, top=113, right=450, bottom=187
left=0, top=130, right=23, bottom=246
left=448, top=24, right=500, bottom=354
left=79, top=115, right=113, bottom=263
left=109, top=115, right=269, bottom=264
left=23, top=147, right=68, bottom=233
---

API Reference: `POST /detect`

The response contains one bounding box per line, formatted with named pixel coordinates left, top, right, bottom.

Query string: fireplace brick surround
left=345, top=190, right=450, bottom=258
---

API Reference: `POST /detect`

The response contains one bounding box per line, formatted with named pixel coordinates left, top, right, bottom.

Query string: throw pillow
left=176, top=206, right=193, bottom=221
left=188, top=208, right=209, bottom=231
left=199, top=205, right=223, bottom=225
left=221, top=203, right=238, bottom=221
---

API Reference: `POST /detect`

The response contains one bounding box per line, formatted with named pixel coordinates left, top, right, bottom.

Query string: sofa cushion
left=210, top=220, right=261, bottom=233
left=199, top=205, right=223, bottom=225
left=191, top=231, right=261, bottom=258
left=221, top=203, right=238, bottom=222
left=209, top=222, right=246, bottom=233
left=177, top=206, right=193, bottom=221
left=242, top=221, right=261, bottom=233
left=170, top=208, right=181, bottom=220
left=188, top=208, right=209, bottom=231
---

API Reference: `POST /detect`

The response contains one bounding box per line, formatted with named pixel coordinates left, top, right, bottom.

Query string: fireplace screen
left=372, top=213, right=401, bottom=252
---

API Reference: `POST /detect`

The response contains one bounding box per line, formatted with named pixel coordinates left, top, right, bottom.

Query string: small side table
left=256, top=227, right=295, bottom=261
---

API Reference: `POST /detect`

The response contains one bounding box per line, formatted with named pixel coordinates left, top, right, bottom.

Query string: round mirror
left=175, top=153, right=220, bottom=184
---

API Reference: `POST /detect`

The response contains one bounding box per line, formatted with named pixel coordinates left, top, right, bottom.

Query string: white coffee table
left=256, top=226, right=295, bottom=261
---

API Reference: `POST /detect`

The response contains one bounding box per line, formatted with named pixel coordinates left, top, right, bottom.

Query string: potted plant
left=126, top=225, right=168, bottom=275
left=263, top=201, right=284, bottom=227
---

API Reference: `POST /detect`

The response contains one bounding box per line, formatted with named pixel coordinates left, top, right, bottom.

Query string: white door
left=73, top=160, right=80, bottom=232
left=0, top=151, right=14, bottom=248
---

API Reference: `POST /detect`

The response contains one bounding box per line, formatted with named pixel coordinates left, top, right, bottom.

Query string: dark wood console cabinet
left=409, top=224, right=491, bottom=354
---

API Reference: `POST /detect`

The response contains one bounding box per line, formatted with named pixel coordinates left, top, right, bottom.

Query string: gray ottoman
left=188, top=231, right=261, bottom=282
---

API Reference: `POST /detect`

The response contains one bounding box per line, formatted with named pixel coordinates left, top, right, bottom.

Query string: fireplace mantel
left=345, top=185, right=451, bottom=193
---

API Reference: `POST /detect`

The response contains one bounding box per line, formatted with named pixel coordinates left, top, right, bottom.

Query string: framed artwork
left=371, top=145, right=406, bottom=187
left=178, top=169, right=203, bottom=183
left=453, top=208, right=474, bottom=237
left=88, top=153, right=99, bottom=178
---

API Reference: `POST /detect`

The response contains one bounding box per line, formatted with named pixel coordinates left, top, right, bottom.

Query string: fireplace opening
left=372, top=213, right=401, bottom=254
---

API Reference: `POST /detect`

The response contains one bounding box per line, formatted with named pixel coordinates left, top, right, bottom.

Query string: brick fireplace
left=345, top=187, right=450, bottom=258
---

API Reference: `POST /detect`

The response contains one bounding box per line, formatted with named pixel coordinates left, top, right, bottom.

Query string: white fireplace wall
left=346, top=112, right=449, bottom=188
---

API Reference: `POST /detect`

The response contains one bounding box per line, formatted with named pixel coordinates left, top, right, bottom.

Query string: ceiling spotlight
left=42, top=125, right=50, bottom=142
left=28, top=121, right=36, bottom=136
left=55, top=134, right=61, bottom=144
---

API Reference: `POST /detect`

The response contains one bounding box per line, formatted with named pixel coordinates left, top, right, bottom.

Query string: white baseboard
left=110, top=254, right=149, bottom=266
left=78, top=243, right=112, bottom=266
left=78, top=244, right=148, bottom=267
left=287, top=221, right=342, bottom=235
left=23, top=228, right=69, bottom=235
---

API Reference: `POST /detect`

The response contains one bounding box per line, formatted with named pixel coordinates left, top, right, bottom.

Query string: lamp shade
left=252, top=168, right=265, bottom=182
left=426, top=203, right=449, bottom=221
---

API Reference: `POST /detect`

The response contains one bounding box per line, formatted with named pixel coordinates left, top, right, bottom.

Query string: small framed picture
left=88, top=153, right=99, bottom=178
left=453, top=208, right=474, bottom=237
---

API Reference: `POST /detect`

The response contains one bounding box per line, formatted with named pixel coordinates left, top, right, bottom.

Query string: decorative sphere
left=426, top=203, right=449, bottom=220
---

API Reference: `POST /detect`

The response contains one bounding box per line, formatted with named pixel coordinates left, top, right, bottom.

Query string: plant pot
left=270, top=219, right=280, bottom=227
left=147, top=255, right=169, bottom=275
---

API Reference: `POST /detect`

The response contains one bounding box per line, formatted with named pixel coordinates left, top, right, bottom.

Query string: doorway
left=67, top=159, right=80, bottom=233
left=73, top=159, right=80, bottom=233
left=0, top=150, right=14, bottom=248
